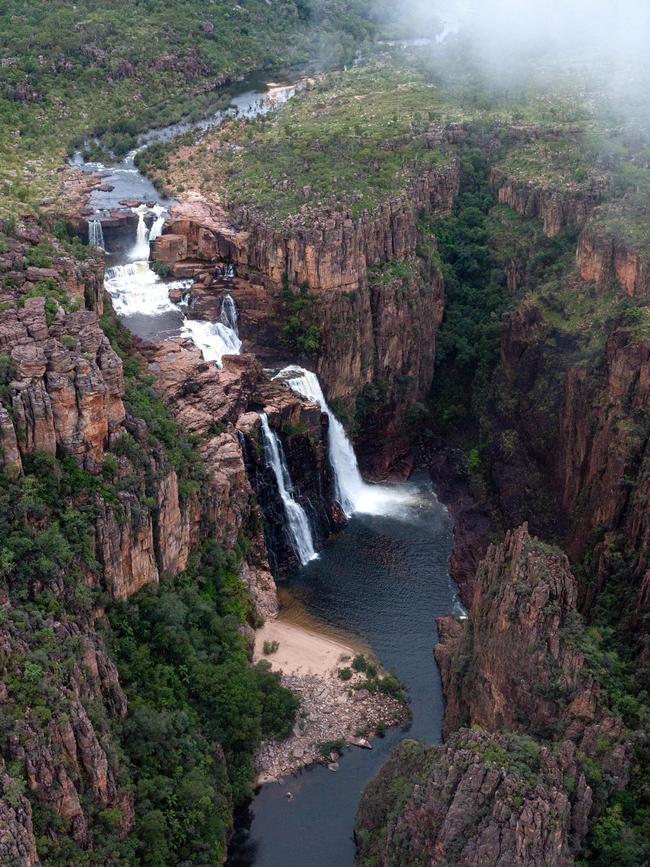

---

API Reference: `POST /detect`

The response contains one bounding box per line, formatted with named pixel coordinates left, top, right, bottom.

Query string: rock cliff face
left=490, top=164, right=603, bottom=238
left=577, top=206, right=650, bottom=297
left=140, top=338, right=339, bottom=576
left=558, top=324, right=650, bottom=580
left=357, top=527, right=631, bottom=866
left=485, top=289, right=650, bottom=616
left=156, top=161, right=459, bottom=475
left=357, top=732, right=593, bottom=867
left=435, top=527, right=629, bottom=765
left=0, top=221, right=329, bottom=858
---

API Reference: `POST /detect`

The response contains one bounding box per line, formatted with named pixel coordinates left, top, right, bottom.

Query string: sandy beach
left=253, top=596, right=405, bottom=783
left=254, top=618, right=357, bottom=676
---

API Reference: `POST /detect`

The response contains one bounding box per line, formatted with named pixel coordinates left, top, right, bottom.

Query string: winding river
left=82, top=72, right=460, bottom=867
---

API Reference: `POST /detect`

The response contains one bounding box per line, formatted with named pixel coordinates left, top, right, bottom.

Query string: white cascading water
left=148, top=205, right=167, bottom=242
left=274, top=366, right=418, bottom=517
left=104, top=262, right=189, bottom=316
left=180, top=317, right=242, bottom=366
left=259, top=413, right=317, bottom=565
left=130, top=206, right=150, bottom=260
left=88, top=219, right=104, bottom=248
left=103, top=206, right=243, bottom=367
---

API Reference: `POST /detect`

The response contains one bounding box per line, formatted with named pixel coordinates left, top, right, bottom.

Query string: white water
left=103, top=208, right=242, bottom=367
left=130, top=206, right=150, bottom=260
left=88, top=219, right=105, bottom=248
left=104, top=262, right=189, bottom=316
left=180, top=317, right=242, bottom=366
left=259, top=413, right=317, bottom=565
left=274, top=366, right=419, bottom=517
left=148, top=205, right=167, bottom=242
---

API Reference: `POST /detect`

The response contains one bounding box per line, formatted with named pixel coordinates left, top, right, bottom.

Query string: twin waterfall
left=259, top=413, right=317, bottom=565
left=274, top=366, right=415, bottom=518
left=101, top=202, right=407, bottom=569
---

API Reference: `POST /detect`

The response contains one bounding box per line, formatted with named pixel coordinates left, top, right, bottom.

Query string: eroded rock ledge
left=356, top=526, right=631, bottom=866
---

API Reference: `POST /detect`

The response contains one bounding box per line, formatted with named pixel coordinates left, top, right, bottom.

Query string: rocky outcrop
left=435, top=526, right=629, bottom=763
left=489, top=163, right=606, bottom=239
left=0, top=234, right=123, bottom=474
left=140, top=339, right=340, bottom=575
left=358, top=527, right=631, bottom=867
left=356, top=732, right=593, bottom=867
left=577, top=205, right=650, bottom=297
left=159, top=161, right=458, bottom=475
left=0, top=759, right=38, bottom=867
left=558, top=323, right=650, bottom=606
left=2, top=616, right=131, bottom=856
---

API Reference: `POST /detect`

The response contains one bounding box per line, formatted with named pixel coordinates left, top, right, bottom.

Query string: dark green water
left=228, top=471, right=460, bottom=867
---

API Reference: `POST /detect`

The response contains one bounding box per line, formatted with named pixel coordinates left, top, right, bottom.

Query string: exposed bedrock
left=356, top=526, right=631, bottom=867
left=154, top=161, right=459, bottom=476
left=485, top=294, right=650, bottom=614
left=140, top=339, right=340, bottom=577
left=576, top=202, right=650, bottom=298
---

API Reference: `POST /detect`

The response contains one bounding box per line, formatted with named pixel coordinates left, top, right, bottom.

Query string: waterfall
left=180, top=318, right=242, bottom=366
left=148, top=205, right=167, bottom=242
left=130, top=206, right=150, bottom=260
left=274, top=366, right=417, bottom=517
left=105, top=262, right=189, bottom=316
left=259, top=413, right=317, bottom=565
left=220, top=294, right=239, bottom=334
left=88, top=219, right=104, bottom=248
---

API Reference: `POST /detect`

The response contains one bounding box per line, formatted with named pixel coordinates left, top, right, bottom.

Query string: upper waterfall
left=259, top=413, right=317, bottom=565
left=88, top=219, right=104, bottom=248
left=274, top=366, right=418, bottom=517
left=130, top=206, right=150, bottom=260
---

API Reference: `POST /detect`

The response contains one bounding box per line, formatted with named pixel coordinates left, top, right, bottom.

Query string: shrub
left=263, top=640, right=279, bottom=655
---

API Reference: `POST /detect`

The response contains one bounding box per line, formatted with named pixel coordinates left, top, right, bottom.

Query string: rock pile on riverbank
left=253, top=619, right=406, bottom=782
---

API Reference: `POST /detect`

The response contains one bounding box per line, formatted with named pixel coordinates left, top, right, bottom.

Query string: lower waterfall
left=274, top=366, right=417, bottom=517
left=259, top=413, right=317, bottom=565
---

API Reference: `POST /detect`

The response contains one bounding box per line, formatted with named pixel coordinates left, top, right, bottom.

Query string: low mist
left=386, top=0, right=650, bottom=121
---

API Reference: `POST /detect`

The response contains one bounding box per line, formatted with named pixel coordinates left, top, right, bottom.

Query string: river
left=80, top=72, right=460, bottom=867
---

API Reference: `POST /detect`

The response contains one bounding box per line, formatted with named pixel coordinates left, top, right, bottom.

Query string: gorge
left=0, top=5, right=649, bottom=867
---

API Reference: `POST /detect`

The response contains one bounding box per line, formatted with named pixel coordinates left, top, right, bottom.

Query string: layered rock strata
left=357, top=527, right=631, bottom=866
left=154, top=160, right=459, bottom=475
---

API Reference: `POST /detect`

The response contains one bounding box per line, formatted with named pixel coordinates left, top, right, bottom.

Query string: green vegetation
left=280, top=278, right=322, bottom=356
left=423, top=146, right=511, bottom=432
left=216, top=65, right=451, bottom=226
left=263, top=639, right=280, bottom=655
left=0, top=264, right=298, bottom=862
left=106, top=539, right=298, bottom=865
left=319, top=738, right=347, bottom=758
left=0, top=0, right=379, bottom=214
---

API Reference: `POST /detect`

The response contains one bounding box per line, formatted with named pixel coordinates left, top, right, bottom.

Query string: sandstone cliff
left=357, top=527, right=632, bottom=866
left=154, top=160, right=459, bottom=476
left=0, top=219, right=318, bottom=859
left=435, top=527, right=629, bottom=767
left=577, top=201, right=650, bottom=297
left=357, top=731, right=595, bottom=867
